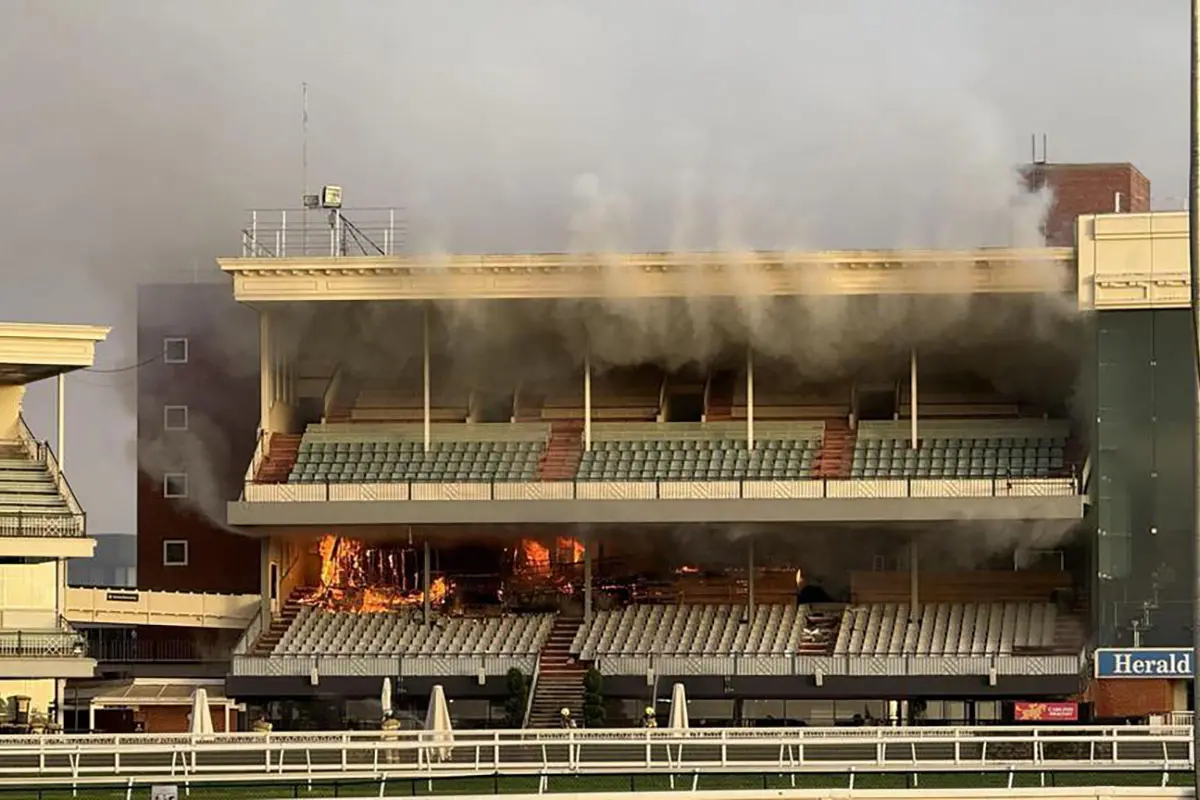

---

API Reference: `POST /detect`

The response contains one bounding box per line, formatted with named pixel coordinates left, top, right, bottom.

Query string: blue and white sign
left=1094, top=648, right=1193, bottom=679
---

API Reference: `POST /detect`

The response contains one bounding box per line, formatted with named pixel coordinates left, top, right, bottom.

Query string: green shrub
left=504, top=668, right=528, bottom=727
left=582, top=668, right=605, bottom=728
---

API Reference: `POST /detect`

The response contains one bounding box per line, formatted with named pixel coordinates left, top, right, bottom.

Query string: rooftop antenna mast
left=302, top=82, right=309, bottom=254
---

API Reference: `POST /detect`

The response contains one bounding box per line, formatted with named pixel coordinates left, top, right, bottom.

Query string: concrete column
left=584, top=537, right=593, bottom=624
left=55, top=679, right=64, bottom=728
left=88, top=702, right=96, bottom=733
left=423, top=539, right=432, bottom=625
left=909, top=349, right=918, bottom=449
left=259, top=312, right=272, bottom=432
left=423, top=305, right=431, bottom=452
left=746, top=348, right=755, bottom=450
left=583, top=350, right=592, bottom=451
left=56, top=373, right=65, bottom=470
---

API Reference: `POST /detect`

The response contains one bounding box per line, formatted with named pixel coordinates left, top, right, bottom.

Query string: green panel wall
left=1094, top=309, right=1195, bottom=647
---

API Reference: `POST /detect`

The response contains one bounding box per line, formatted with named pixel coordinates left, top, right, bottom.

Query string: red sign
left=1014, top=702, right=1079, bottom=722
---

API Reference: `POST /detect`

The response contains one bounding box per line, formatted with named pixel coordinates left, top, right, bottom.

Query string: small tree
left=582, top=668, right=605, bottom=728
left=503, top=668, right=528, bottom=727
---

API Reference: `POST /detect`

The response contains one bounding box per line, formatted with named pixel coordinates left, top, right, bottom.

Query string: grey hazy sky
left=0, top=0, right=1188, bottom=534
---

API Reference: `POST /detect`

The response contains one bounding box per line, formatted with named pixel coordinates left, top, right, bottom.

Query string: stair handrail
left=16, top=415, right=85, bottom=520
left=521, top=654, right=541, bottom=729
left=233, top=606, right=264, bottom=656
left=12, top=415, right=40, bottom=460
left=243, top=429, right=270, bottom=491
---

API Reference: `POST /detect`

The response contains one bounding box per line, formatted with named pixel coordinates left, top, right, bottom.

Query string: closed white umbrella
left=189, top=688, right=214, bottom=735
left=668, top=683, right=689, bottom=730
left=381, top=678, right=393, bottom=717
left=423, top=684, right=454, bottom=762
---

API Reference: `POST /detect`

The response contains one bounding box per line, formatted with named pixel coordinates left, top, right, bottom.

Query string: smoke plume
left=0, top=1, right=1186, bottom=534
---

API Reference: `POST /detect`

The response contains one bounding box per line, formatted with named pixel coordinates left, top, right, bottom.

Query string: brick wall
left=1021, top=163, right=1151, bottom=246
left=136, top=704, right=232, bottom=733
left=1091, top=679, right=1174, bottom=718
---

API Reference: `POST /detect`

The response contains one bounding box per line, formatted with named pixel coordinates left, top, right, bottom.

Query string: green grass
left=2, top=771, right=1187, bottom=799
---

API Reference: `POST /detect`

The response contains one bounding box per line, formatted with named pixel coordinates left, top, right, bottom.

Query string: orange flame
left=303, top=534, right=452, bottom=612
left=518, top=539, right=551, bottom=574
left=557, top=537, right=585, bottom=565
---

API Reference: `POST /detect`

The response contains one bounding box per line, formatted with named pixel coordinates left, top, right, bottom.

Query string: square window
left=163, top=473, right=189, bottom=498
left=163, top=337, right=189, bottom=364
left=163, top=539, right=189, bottom=567
left=163, top=405, right=189, bottom=431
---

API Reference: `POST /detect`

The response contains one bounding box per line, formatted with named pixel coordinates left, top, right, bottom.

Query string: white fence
left=0, top=725, right=1191, bottom=792
left=243, top=477, right=1080, bottom=503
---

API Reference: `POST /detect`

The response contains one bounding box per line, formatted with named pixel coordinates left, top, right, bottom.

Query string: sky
left=0, top=0, right=1189, bottom=535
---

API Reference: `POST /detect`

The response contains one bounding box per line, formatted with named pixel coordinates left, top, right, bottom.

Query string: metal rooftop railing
left=239, top=208, right=406, bottom=258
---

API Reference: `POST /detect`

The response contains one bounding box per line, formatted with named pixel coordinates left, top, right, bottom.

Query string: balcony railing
left=0, top=511, right=86, bottom=538
left=242, top=475, right=1082, bottom=504
left=0, top=628, right=87, bottom=659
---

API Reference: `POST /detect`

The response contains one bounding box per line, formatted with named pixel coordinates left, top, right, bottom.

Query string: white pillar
left=423, top=305, right=431, bottom=452
left=259, top=312, right=272, bottom=432
left=55, top=679, right=64, bottom=728
left=909, top=349, right=918, bottom=449
left=583, top=350, right=592, bottom=451
left=56, top=373, right=65, bottom=469
left=88, top=702, right=96, bottom=733
left=746, top=348, right=755, bottom=450
left=584, top=537, right=593, bottom=624
left=223, top=704, right=231, bottom=733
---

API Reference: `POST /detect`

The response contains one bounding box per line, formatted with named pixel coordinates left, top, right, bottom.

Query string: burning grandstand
left=210, top=192, right=1192, bottom=730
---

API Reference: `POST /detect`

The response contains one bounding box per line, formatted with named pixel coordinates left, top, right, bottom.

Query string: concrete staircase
left=816, top=418, right=854, bottom=478
left=251, top=592, right=303, bottom=655
left=538, top=422, right=583, bottom=481
left=254, top=434, right=302, bottom=483
left=526, top=615, right=586, bottom=728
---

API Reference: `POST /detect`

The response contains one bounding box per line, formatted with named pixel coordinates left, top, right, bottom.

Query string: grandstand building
left=198, top=178, right=1136, bottom=730
left=102, top=161, right=1181, bottom=731
left=0, top=322, right=108, bottom=729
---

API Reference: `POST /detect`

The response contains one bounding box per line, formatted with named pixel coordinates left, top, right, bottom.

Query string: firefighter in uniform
left=381, top=711, right=401, bottom=763
left=641, top=706, right=657, bottom=728
left=559, top=708, right=576, bottom=729
left=252, top=714, right=273, bottom=735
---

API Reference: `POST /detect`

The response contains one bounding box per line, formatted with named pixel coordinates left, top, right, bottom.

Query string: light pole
left=1190, top=0, right=1200, bottom=790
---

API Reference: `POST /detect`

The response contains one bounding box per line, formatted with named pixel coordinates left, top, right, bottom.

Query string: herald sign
left=1094, top=648, right=1193, bottom=679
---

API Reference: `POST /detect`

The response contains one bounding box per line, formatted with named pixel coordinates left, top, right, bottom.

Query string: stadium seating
left=849, top=420, right=1070, bottom=479
left=571, top=603, right=836, bottom=659
left=833, top=602, right=1060, bottom=657
left=273, top=607, right=554, bottom=657
left=287, top=423, right=546, bottom=483
left=0, top=445, right=71, bottom=517
left=576, top=421, right=823, bottom=482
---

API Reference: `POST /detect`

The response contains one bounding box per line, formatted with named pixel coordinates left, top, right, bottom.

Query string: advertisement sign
left=1014, top=702, right=1078, bottom=722
left=1094, top=648, right=1193, bottom=679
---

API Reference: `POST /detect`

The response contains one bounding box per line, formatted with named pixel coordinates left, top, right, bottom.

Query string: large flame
left=302, top=534, right=452, bottom=612
left=518, top=539, right=551, bottom=574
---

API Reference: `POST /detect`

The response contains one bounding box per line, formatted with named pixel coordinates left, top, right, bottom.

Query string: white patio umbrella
left=668, top=683, right=689, bottom=730
left=188, top=687, right=214, bottom=735
left=381, top=677, right=393, bottom=717
left=423, top=684, right=454, bottom=762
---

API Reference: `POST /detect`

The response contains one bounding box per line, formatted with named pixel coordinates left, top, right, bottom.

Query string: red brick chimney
left=1020, top=163, right=1150, bottom=246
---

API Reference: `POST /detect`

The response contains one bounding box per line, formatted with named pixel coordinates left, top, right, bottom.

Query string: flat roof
left=0, top=322, right=111, bottom=386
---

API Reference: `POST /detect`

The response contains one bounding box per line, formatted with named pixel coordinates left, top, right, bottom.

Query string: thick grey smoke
left=0, top=0, right=1188, bottom=533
